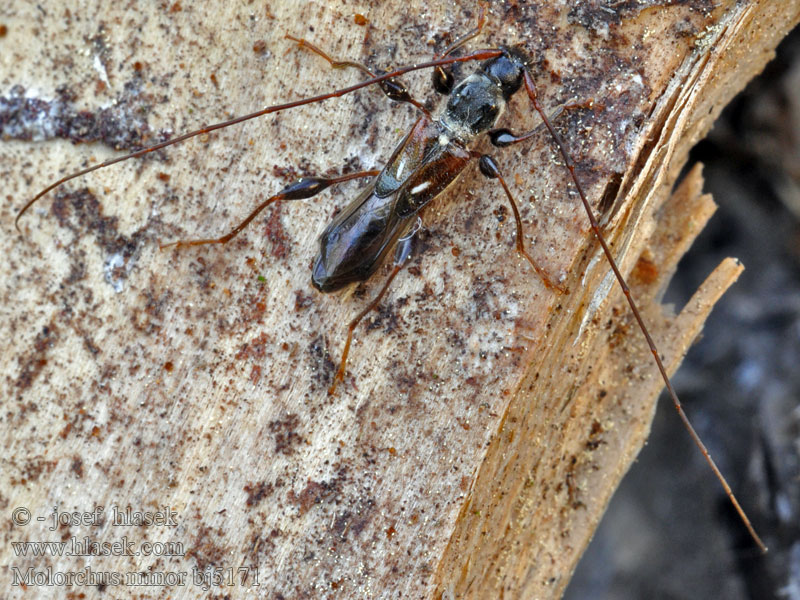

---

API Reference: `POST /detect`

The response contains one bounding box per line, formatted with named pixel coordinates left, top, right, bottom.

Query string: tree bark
left=1, top=1, right=797, bottom=599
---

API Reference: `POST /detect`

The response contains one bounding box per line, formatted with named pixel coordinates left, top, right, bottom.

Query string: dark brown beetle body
left=312, top=47, right=529, bottom=292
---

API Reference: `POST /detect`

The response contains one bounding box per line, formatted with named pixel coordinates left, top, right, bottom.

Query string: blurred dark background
left=566, top=24, right=800, bottom=600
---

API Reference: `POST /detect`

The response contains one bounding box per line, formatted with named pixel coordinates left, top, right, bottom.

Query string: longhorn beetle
left=14, top=7, right=766, bottom=554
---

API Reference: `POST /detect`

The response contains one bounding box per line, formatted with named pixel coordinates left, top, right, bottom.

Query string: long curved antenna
left=15, top=49, right=502, bottom=232
left=522, top=70, right=767, bottom=553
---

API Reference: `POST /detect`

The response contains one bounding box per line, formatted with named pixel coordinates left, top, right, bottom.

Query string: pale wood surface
left=1, top=1, right=797, bottom=599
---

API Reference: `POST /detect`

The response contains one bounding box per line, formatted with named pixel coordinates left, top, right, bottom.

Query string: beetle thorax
left=439, top=73, right=506, bottom=144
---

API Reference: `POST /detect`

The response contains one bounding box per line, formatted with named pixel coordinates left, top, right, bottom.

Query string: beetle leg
left=488, top=98, right=596, bottom=148
left=431, top=4, right=488, bottom=95
left=328, top=223, right=418, bottom=395
left=160, top=170, right=379, bottom=250
left=285, top=34, right=430, bottom=116
left=478, top=154, right=568, bottom=294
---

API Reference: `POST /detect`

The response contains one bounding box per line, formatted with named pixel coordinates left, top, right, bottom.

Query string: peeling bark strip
left=1, top=2, right=797, bottom=599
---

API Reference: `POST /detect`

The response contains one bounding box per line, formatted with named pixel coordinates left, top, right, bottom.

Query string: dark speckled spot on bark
left=267, top=414, right=303, bottom=455
left=0, top=81, right=170, bottom=150
left=15, top=323, right=58, bottom=391
left=243, top=480, right=275, bottom=507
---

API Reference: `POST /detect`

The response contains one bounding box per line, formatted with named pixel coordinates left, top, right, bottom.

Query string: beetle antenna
left=15, top=50, right=502, bottom=232
left=522, top=69, right=767, bottom=553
